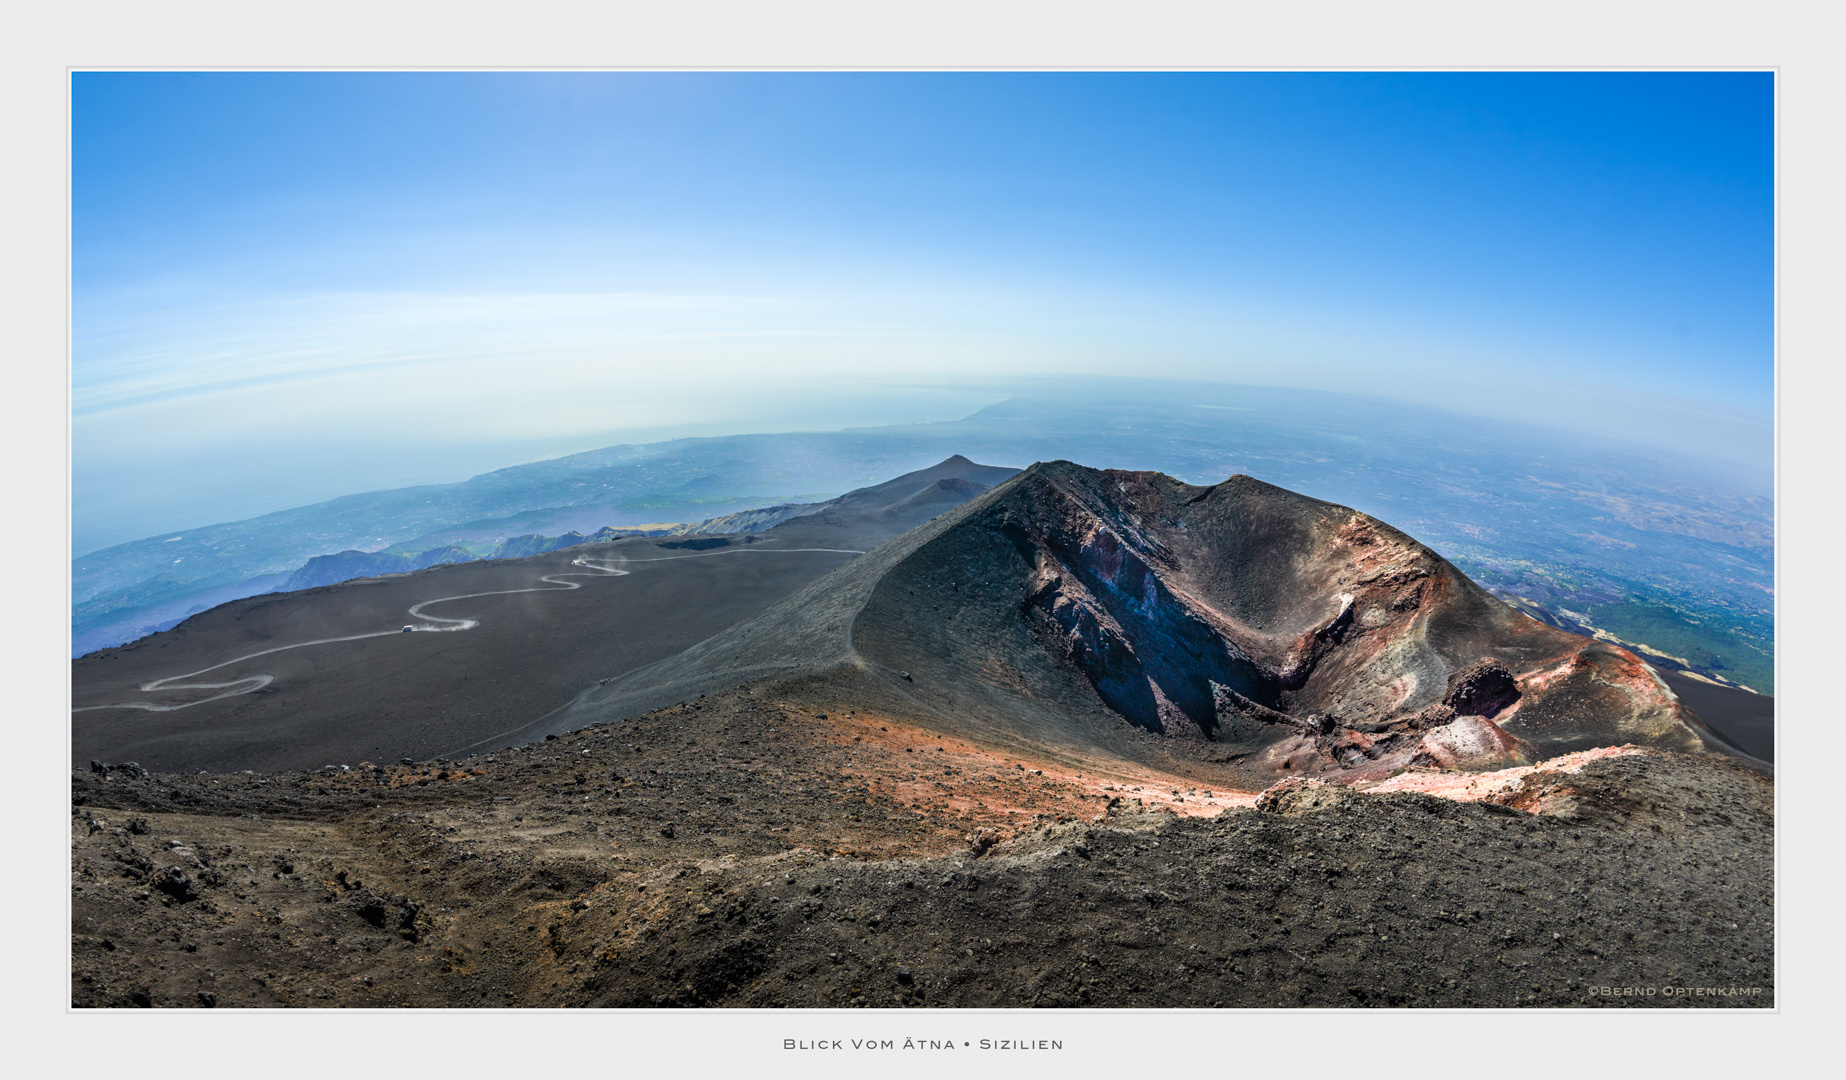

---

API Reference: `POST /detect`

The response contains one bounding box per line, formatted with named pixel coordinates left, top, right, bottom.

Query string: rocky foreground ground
left=71, top=681, right=1773, bottom=1009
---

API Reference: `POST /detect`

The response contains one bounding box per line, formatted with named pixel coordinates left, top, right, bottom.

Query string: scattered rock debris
left=70, top=682, right=1772, bottom=1009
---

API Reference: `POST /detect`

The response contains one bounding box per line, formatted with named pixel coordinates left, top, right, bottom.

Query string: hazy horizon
left=70, top=375, right=1773, bottom=560
left=74, top=72, right=1774, bottom=554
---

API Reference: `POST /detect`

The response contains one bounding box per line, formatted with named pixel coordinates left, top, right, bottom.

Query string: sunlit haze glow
left=73, top=72, right=1773, bottom=555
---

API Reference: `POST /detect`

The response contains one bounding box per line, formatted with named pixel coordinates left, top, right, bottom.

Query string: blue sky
left=72, top=72, right=1774, bottom=553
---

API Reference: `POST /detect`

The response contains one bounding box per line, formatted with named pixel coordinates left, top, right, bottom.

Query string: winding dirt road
left=73, top=545, right=865, bottom=716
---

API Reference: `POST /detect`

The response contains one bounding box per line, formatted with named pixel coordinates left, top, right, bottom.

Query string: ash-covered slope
left=750, top=455, right=1019, bottom=543
left=560, top=462, right=1729, bottom=780
left=653, top=457, right=1017, bottom=539
left=72, top=455, right=1020, bottom=773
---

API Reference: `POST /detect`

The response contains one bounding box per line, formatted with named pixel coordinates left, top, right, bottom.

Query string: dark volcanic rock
left=151, top=867, right=192, bottom=900
left=1443, top=657, right=1522, bottom=718
left=68, top=457, right=1768, bottom=1016
left=570, top=461, right=1733, bottom=783
left=69, top=685, right=1772, bottom=1011
left=861, top=464, right=1724, bottom=776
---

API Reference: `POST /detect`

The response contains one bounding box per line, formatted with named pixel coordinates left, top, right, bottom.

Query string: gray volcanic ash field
left=71, top=460, right=1773, bottom=1008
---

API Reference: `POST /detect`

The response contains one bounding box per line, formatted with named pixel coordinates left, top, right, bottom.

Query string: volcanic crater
left=570, top=462, right=1735, bottom=792
left=71, top=459, right=1772, bottom=1009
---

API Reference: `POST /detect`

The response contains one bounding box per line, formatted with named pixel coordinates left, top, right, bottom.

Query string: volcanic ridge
left=561, top=461, right=1738, bottom=786
left=71, top=459, right=1773, bottom=1009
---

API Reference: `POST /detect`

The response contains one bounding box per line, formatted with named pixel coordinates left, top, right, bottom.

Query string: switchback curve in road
left=72, top=545, right=865, bottom=716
